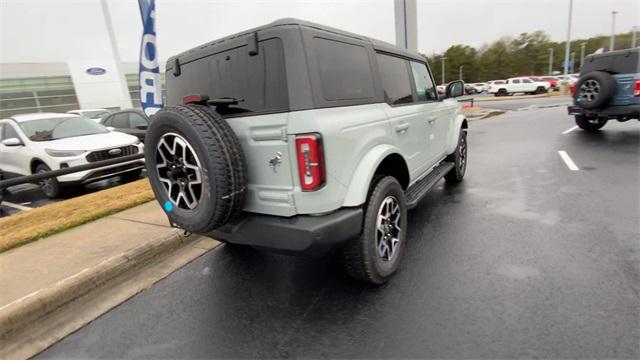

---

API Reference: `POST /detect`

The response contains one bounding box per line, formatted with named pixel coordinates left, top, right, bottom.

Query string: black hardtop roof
left=585, top=47, right=639, bottom=59
left=581, top=48, right=639, bottom=75
left=167, top=18, right=426, bottom=67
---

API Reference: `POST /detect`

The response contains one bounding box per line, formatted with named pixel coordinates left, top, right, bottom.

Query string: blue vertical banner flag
left=138, top=0, right=163, bottom=116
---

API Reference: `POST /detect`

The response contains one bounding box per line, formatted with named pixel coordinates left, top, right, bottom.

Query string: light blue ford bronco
left=145, top=19, right=468, bottom=284
left=568, top=48, right=640, bottom=131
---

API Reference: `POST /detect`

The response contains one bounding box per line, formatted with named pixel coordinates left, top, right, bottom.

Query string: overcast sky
left=0, top=0, right=638, bottom=64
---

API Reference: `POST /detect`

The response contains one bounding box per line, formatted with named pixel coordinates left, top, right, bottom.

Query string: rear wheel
left=496, top=88, right=507, bottom=97
left=535, top=86, right=546, bottom=94
left=575, top=115, right=607, bottom=132
left=35, top=163, right=62, bottom=198
left=342, top=176, right=407, bottom=285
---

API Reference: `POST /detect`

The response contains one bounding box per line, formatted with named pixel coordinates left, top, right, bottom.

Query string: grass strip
left=0, top=179, right=155, bottom=253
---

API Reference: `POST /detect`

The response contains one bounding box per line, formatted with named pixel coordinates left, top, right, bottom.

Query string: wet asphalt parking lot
left=37, top=99, right=639, bottom=358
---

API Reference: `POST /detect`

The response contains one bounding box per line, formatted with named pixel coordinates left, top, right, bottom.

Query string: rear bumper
left=568, top=105, right=640, bottom=119
left=210, top=208, right=363, bottom=256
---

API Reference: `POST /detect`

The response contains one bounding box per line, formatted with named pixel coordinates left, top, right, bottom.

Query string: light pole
left=548, top=48, right=554, bottom=75
left=459, top=65, right=463, bottom=81
left=562, top=0, right=573, bottom=94
left=610, top=11, right=617, bottom=51
left=632, top=26, right=638, bottom=48
left=580, top=43, right=586, bottom=70
left=441, top=57, right=446, bottom=84
left=100, top=0, right=133, bottom=109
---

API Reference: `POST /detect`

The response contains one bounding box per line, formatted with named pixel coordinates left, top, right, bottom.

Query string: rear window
left=314, top=37, right=375, bottom=101
left=167, top=37, right=288, bottom=116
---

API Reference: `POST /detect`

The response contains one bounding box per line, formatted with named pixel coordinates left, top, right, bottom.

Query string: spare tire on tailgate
left=145, top=104, right=246, bottom=233
left=574, top=71, right=616, bottom=110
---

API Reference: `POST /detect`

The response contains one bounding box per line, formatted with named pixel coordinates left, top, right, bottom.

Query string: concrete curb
left=473, top=93, right=560, bottom=102
left=0, top=228, right=194, bottom=340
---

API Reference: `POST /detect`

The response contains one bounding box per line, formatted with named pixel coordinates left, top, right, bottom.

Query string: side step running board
left=405, top=162, right=455, bottom=209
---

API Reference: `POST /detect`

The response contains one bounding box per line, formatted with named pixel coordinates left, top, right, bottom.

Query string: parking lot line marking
left=562, top=126, right=579, bottom=134
left=2, top=201, right=33, bottom=211
left=558, top=151, right=579, bottom=171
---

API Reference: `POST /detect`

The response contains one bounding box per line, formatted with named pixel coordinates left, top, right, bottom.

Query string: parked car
left=100, top=109, right=150, bottom=142
left=145, top=18, right=469, bottom=284
left=488, top=77, right=550, bottom=96
left=540, top=76, right=560, bottom=91
left=464, top=83, right=476, bottom=94
left=67, top=109, right=111, bottom=123
left=467, top=82, right=489, bottom=94
left=0, top=113, right=145, bottom=198
left=568, top=48, right=639, bottom=131
left=487, top=80, right=506, bottom=87
left=555, top=74, right=578, bottom=86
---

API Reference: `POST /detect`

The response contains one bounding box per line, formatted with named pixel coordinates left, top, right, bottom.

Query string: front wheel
left=342, top=176, right=407, bottom=285
left=575, top=115, right=606, bottom=132
left=445, top=129, right=468, bottom=183
left=35, top=163, right=62, bottom=198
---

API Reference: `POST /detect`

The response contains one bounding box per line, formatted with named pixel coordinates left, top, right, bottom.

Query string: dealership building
left=0, top=62, right=166, bottom=119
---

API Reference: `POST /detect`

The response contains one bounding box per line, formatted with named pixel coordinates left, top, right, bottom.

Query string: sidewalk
left=0, top=201, right=219, bottom=341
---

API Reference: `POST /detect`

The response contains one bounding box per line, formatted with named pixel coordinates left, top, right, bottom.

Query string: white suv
left=67, top=109, right=111, bottom=123
left=0, top=113, right=145, bottom=198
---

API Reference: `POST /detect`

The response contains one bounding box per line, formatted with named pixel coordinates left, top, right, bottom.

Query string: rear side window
left=167, top=37, right=288, bottom=116
left=129, top=113, right=148, bottom=128
left=314, top=38, right=375, bottom=101
left=376, top=53, right=413, bottom=105
left=410, top=62, right=437, bottom=101
left=512, top=79, right=520, bottom=84
left=112, top=113, right=129, bottom=128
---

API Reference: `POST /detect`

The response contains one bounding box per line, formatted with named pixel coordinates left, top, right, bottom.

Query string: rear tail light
left=569, top=83, right=576, bottom=97
left=295, top=133, right=325, bottom=191
left=183, top=94, right=209, bottom=105
left=634, top=80, right=640, bottom=96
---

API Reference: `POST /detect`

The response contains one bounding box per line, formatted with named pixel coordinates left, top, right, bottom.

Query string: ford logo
left=108, top=148, right=122, bottom=156
left=86, top=67, right=107, bottom=75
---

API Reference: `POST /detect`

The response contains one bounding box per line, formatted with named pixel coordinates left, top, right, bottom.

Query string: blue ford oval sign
left=85, top=67, right=107, bottom=75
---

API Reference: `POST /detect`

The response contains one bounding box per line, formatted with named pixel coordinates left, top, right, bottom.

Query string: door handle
left=427, top=117, right=437, bottom=125
left=395, top=123, right=410, bottom=133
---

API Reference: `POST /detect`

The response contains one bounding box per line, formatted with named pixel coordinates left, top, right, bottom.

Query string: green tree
left=425, top=30, right=637, bottom=83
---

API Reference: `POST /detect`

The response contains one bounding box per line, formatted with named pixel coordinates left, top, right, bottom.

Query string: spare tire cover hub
left=579, top=79, right=600, bottom=103
left=155, top=132, right=203, bottom=210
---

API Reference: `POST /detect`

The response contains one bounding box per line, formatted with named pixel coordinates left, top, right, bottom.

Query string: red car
left=538, top=76, right=559, bottom=91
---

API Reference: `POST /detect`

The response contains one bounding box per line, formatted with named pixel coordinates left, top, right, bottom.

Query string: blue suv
left=568, top=48, right=639, bottom=131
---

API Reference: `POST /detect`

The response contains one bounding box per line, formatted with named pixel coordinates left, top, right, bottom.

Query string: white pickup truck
left=488, top=77, right=551, bottom=97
